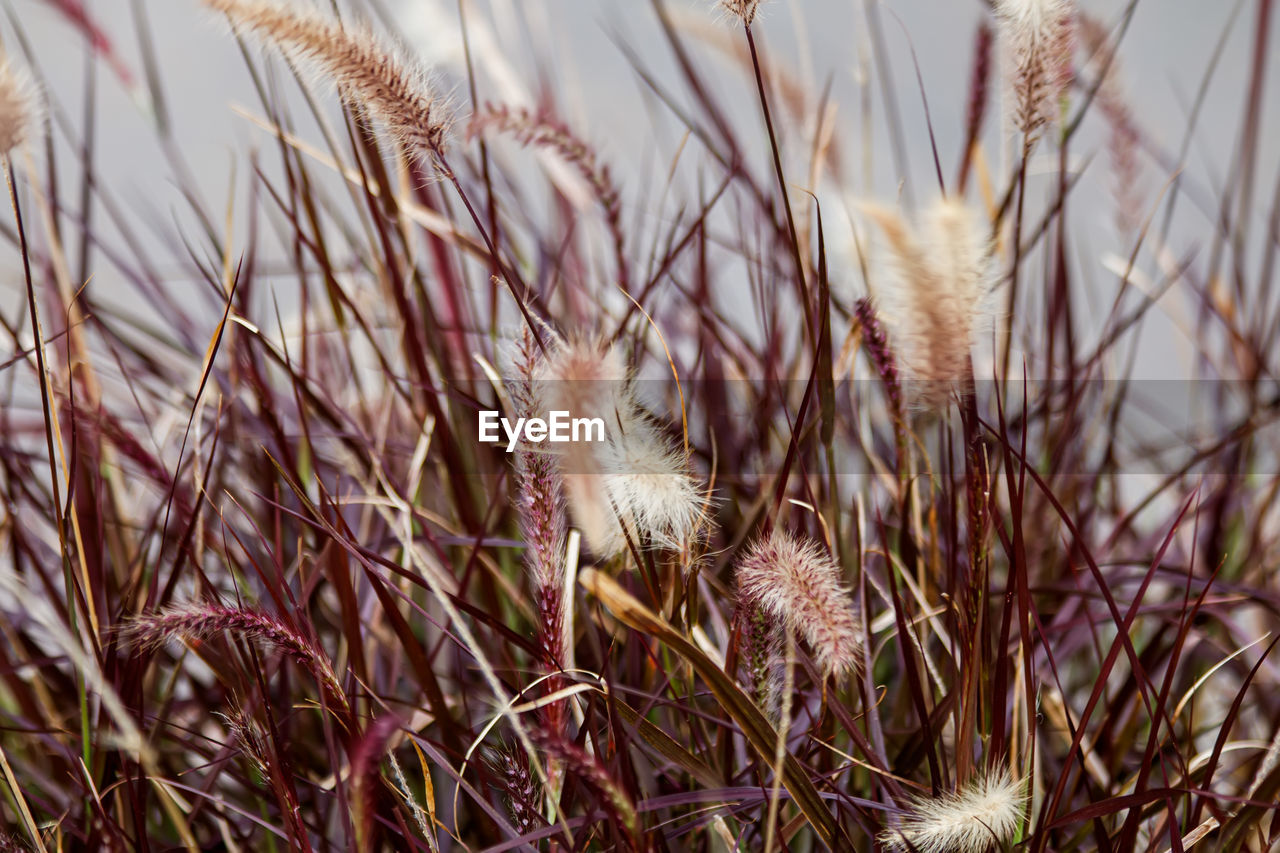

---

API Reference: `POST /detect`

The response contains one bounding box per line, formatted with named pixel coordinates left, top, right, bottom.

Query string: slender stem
left=440, top=158, right=546, bottom=353
left=744, top=25, right=814, bottom=339
left=1001, top=149, right=1030, bottom=382
left=456, top=0, right=503, bottom=339
left=763, top=629, right=796, bottom=853
left=5, top=156, right=92, bottom=773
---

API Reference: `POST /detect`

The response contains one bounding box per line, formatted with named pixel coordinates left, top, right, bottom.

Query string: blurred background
left=4, top=0, right=1278, bottom=379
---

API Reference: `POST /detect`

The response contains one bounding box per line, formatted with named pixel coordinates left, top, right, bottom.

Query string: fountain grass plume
left=533, top=731, right=639, bottom=839
left=122, top=603, right=349, bottom=715
left=994, top=0, right=1074, bottom=149
left=735, top=529, right=862, bottom=679
left=880, top=770, right=1027, bottom=853
left=598, top=412, right=706, bottom=551
left=203, top=0, right=450, bottom=159
left=509, top=330, right=570, bottom=666
left=0, top=57, right=40, bottom=155
left=486, top=742, right=545, bottom=839
left=862, top=198, right=992, bottom=410
left=539, top=336, right=706, bottom=557
left=719, top=0, right=763, bottom=27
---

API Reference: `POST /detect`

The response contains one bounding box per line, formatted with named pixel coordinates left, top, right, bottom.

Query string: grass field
left=2, top=0, right=1279, bottom=849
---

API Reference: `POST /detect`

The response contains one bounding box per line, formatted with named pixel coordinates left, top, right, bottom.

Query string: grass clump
left=0, top=1, right=1278, bottom=850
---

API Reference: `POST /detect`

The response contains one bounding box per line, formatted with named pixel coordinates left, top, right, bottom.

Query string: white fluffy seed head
left=719, top=0, right=763, bottom=26
left=994, top=0, right=1070, bottom=34
left=536, top=336, right=706, bottom=558
left=735, top=529, right=862, bottom=679
left=0, top=58, right=40, bottom=155
left=862, top=198, right=992, bottom=409
left=993, top=0, right=1075, bottom=146
left=599, top=415, right=705, bottom=551
left=922, top=199, right=991, bottom=312
left=562, top=473, right=627, bottom=558
left=880, top=770, right=1028, bottom=853
left=536, top=335, right=630, bottom=426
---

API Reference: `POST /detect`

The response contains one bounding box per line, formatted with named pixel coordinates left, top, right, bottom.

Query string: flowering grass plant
left=1, top=0, right=1278, bottom=849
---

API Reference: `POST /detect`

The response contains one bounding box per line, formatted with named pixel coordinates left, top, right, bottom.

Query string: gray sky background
left=4, top=0, right=1277, bottom=380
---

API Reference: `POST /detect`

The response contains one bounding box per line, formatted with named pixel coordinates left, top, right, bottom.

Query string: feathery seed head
left=203, top=0, right=451, bottom=159
left=923, top=199, right=990, bottom=305
left=735, top=529, right=862, bottom=678
left=486, top=743, right=544, bottom=837
left=993, top=0, right=1074, bottom=146
left=598, top=415, right=706, bottom=550
left=537, top=336, right=706, bottom=557
left=217, top=709, right=273, bottom=779
left=0, top=58, right=40, bottom=155
left=537, top=336, right=630, bottom=557
left=536, top=335, right=630, bottom=424
left=562, top=417, right=705, bottom=557
left=1078, top=14, right=1143, bottom=238
left=880, top=770, right=1027, bottom=853
left=122, top=603, right=349, bottom=712
left=854, top=297, right=904, bottom=418
left=719, top=0, right=763, bottom=26
left=993, top=0, right=1070, bottom=35
left=862, top=198, right=992, bottom=409
left=562, top=473, right=627, bottom=557
left=507, top=331, right=570, bottom=664
left=533, top=731, right=639, bottom=836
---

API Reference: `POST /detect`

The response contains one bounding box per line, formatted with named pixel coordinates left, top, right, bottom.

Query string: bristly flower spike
left=993, top=0, right=1074, bottom=150
left=122, top=603, right=350, bottom=715
left=854, top=297, right=904, bottom=421
left=862, top=198, right=992, bottom=410
left=539, top=337, right=706, bottom=558
left=203, top=0, right=450, bottom=160
left=735, top=529, right=862, bottom=679
left=203, top=0, right=560, bottom=347
left=509, top=330, right=569, bottom=667
left=880, top=770, right=1027, bottom=853
left=0, top=56, right=40, bottom=155
left=719, top=0, right=763, bottom=27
